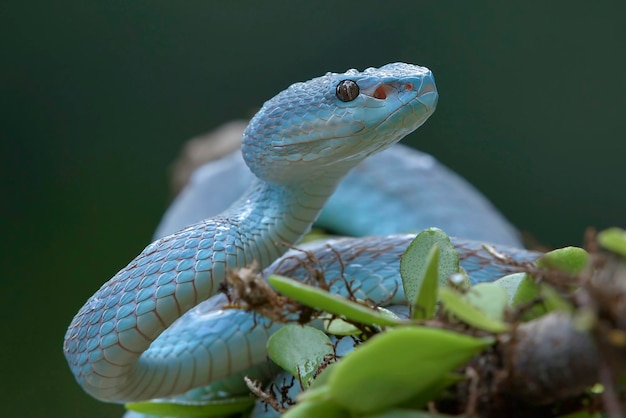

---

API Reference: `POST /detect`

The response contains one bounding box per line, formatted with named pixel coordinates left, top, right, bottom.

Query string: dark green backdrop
left=2, top=1, right=624, bottom=417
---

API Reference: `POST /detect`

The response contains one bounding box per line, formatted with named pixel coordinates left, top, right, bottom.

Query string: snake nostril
left=374, top=86, right=387, bottom=99
left=405, top=83, right=414, bottom=91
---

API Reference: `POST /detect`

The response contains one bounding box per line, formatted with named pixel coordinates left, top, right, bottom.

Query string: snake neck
left=223, top=173, right=342, bottom=267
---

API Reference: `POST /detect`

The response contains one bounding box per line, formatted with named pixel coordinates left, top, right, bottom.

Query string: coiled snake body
left=64, top=63, right=535, bottom=405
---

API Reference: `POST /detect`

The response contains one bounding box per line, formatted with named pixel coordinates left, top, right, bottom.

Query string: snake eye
left=336, top=80, right=360, bottom=102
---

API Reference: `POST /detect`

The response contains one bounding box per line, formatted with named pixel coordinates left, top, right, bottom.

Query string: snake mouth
left=370, top=78, right=438, bottom=132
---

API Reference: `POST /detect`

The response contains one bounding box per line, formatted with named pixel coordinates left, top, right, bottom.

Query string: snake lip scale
left=64, top=63, right=438, bottom=402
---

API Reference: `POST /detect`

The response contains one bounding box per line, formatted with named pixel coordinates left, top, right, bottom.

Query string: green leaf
left=282, top=397, right=348, bottom=418
left=327, top=327, right=492, bottom=413
left=396, top=373, right=462, bottom=411
left=493, top=272, right=526, bottom=304
left=323, top=307, right=399, bottom=335
left=400, top=228, right=460, bottom=312
left=296, top=382, right=331, bottom=403
left=464, top=283, right=508, bottom=322
left=511, top=247, right=586, bottom=320
left=598, top=227, right=626, bottom=257
left=439, top=287, right=509, bottom=333
left=267, top=325, right=333, bottom=387
left=536, top=246, right=589, bottom=275
left=323, top=316, right=361, bottom=335
left=411, top=245, right=440, bottom=319
left=125, top=396, right=254, bottom=417
left=268, top=275, right=408, bottom=327
left=510, top=273, right=542, bottom=315
left=511, top=274, right=574, bottom=320
left=541, top=283, right=574, bottom=313
left=511, top=273, right=539, bottom=306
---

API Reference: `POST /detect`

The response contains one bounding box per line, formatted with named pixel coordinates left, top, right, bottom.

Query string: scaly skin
left=155, top=143, right=522, bottom=247
left=64, top=63, right=438, bottom=402
left=118, top=234, right=540, bottom=416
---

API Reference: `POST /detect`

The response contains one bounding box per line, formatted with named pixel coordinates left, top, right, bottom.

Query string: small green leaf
left=464, top=283, right=508, bottom=322
left=268, top=275, right=408, bottom=327
left=598, top=227, right=626, bottom=257
left=125, top=396, right=254, bottom=417
left=400, top=228, right=460, bottom=310
left=323, top=316, right=361, bottom=336
left=439, top=287, right=510, bottom=333
left=541, top=284, right=574, bottom=313
left=511, top=273, right=540, bottom=306
left=511, top=273, right=542, bottom=321
left=411, top=245, right=440, bottom=319
left=282, top=397, right=348, bottom=418
left=493, top=272, right=526, bottom=304
left=267, top=325, right=333, bottom=387
left=536, top=246, right=589, bottom=275
left=323, top=307, right=398, bottom=335
left=327, top=327, right=492, bottom=413
left=511, top=275, right=573, bottom=320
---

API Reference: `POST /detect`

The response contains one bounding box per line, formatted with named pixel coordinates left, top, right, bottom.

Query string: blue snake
left=154, top=142, right=521, bottom=247
left=64, top=63, right=538, bottom=407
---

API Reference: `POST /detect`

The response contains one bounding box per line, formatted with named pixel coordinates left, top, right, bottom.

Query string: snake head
left=242, top=62, right=437, bottom=184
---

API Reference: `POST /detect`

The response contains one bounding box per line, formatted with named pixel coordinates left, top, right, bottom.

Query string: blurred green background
left=2, top=1, right=624, bottom=417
